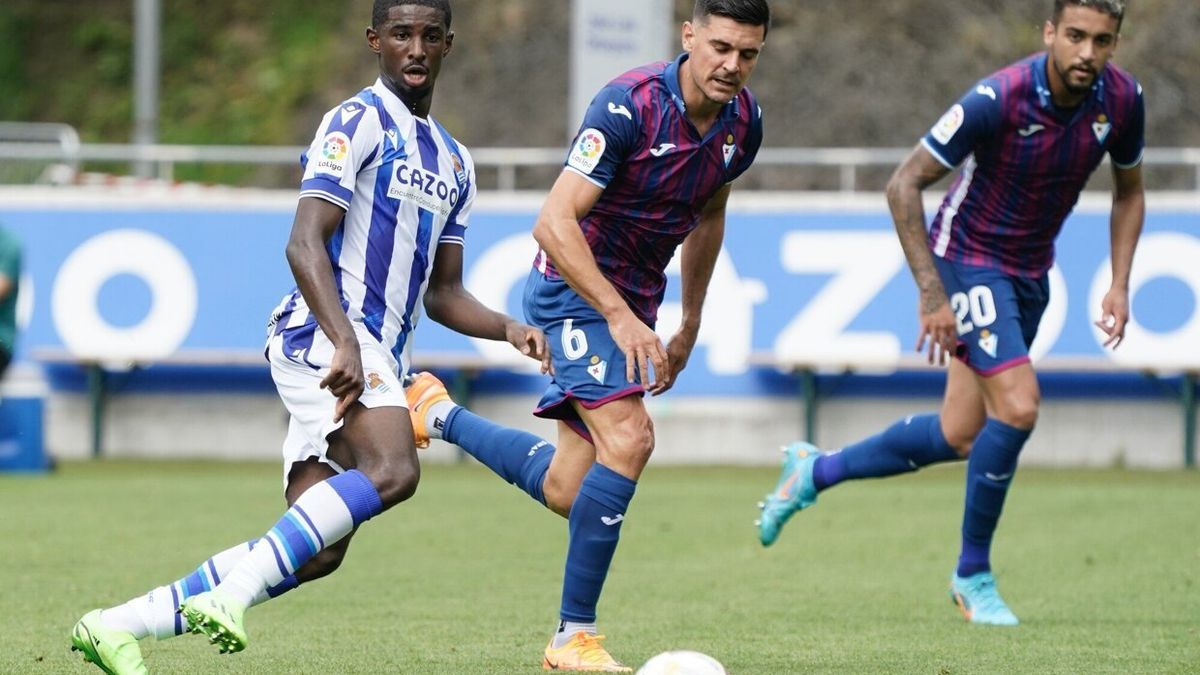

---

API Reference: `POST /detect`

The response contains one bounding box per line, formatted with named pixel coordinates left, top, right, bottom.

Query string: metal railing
left=2, top=135, right=1198, bottom=192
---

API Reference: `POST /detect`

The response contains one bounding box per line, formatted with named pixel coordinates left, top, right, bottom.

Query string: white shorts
left=267, top=320, right=408, bottom=485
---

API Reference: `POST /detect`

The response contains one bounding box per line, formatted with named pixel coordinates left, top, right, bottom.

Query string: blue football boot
left=950, top=571, right=1020, bottom=626
left=756, top=441, right=821, bottom=547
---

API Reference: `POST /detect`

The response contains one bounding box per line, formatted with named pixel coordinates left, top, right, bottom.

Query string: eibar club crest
left=587, top=355, right=607, bottom=384
left=722, top=134, right=736, bottom=167
left=1092, top=114, right=1112, bottom=144
left=978, top=330, right=999, bottom=359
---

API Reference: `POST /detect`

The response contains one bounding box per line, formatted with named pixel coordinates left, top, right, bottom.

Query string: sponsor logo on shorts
left=931, top=104, right=965, bottom=145
left=568, top=128, right=606, bottom=175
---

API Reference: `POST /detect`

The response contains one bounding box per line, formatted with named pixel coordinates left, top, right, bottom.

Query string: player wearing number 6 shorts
left=406, top=2, right=768, bottom=669
left=756, top=0, right=1146, bottom=627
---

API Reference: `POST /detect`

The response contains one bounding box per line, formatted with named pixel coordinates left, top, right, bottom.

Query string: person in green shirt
left=0, top=224, right=21, bottom=376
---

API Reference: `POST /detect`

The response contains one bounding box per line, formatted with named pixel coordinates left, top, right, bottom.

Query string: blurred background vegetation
left=1, top=0, right=1196, bottom=187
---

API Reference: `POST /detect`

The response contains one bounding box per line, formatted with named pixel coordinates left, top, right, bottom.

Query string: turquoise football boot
left=757, top=441, right=821, bottom=547
left=180, top=590, right=248, bottom=653
left=950, top=571, right=1020, bottom=626
left=70, top=610, right=148, bottom=675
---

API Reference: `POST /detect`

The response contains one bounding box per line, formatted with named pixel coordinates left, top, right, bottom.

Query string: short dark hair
left=372, top=0, right=452, bottom=30
left=693, top=0, right=771, bottom=38
left=1052, top=0, right=1125, bottom=30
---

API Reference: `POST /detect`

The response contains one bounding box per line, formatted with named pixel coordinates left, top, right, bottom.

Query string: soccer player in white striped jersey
left=70, top=2, right=548, bottom=672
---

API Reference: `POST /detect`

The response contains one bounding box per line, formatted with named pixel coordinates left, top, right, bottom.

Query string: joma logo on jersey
left=388, top=162, right=460, bottom=216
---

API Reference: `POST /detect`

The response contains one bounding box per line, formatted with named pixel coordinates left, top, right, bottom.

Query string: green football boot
left=70, top=609, right=148, bottom=675
left=180, top=590, right=248, bottom=654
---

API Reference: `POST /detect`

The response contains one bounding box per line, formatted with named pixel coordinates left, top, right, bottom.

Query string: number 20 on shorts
left=950, top=286, right=996, bottom=335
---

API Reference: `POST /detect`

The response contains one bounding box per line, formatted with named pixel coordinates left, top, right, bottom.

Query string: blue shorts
left=523, top=268, right=645, bottom=443
left=934, top=257, right=1049, bottom=376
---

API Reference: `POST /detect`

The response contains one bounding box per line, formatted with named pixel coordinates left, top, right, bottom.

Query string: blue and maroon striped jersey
left=921, top=52, right=1144, bottom=277
left=538, top=53, right=763, bottom=325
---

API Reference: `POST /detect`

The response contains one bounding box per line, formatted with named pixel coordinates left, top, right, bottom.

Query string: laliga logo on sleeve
left=568, top=128, right=606, bottom=175
left=931, top=104, right=965, bottom=144
left=1092, top=114, right=1112, bottom=144
left=317, top=132, right=350, bottom=176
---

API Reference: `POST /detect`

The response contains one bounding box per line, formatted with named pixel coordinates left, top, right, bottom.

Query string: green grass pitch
left=3, top=460, right=1198, bottom=673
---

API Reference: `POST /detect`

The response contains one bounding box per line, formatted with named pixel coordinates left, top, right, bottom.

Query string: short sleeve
left=563, top=86, right=640, bottom=188
left=921, top=80, right=1002, bottom=169
left=299, top=99, right=380, bottom=210
left=1110, top=82, right=1145, bottom=169
left=726, top=100, right=763, bottom=183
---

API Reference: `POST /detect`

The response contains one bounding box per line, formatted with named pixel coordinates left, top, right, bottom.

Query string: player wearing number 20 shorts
left=757, top=0, right=1146, bottom=629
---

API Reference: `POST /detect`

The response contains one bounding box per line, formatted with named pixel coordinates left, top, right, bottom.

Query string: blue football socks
left=811, top=414, right=961, bottom=491
left=442, top=406, right=555, bottom=505
left=957, top=418, right=1031, bottom=578
left=560, top=463, right=637, bottom=623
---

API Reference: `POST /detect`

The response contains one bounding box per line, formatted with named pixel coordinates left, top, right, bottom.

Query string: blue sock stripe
left=205, top=559, right=220, bottom=586
left=266, top=574, right=300, bottom=599
left=277, top=511, right=319, bottom=565
left=292, top=504, right=326, bottom=550
left=264, top=533, right=295, bottom=577
left=182, top=570, right=206, bottom=596
left=327, top=469, right=384, bottom=526
left=169, top=583, right=183, bottom=635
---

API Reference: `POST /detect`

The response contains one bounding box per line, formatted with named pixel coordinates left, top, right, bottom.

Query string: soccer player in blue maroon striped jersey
left=407, top=1, right=768, bottom=669
left=758, top=0, right=1145, bottom=627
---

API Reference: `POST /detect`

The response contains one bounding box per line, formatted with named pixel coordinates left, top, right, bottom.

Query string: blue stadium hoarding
left=0, top=190, right=1196, bottom=396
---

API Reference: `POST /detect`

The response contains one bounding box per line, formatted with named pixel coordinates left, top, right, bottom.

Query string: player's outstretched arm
left=1095, top=162, right=1146, bottom=349
left=653, top=183, right=731, bottom=396
left=533, top=170, right=669, bottom=390
left=423, top=243, right=550, bottom=372
left=886, top=145, right=956, bottom=365
left=286, top=196, right=364, bottom=421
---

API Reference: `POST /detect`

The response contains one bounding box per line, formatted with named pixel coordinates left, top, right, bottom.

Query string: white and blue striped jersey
left=268, top=77, right=476, bottom=376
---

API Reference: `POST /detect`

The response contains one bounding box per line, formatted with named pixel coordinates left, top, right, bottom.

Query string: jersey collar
left=1032, top=52, right=1107, bottom=112
left=663, top=53, right=741, bottom=120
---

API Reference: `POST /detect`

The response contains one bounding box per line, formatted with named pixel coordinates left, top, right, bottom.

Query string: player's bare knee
left=945, top=434, right=975, bottom=457
left=543, top=480, right=576, bottom=518
left=364, top=454, right=421, bottom=507
left=995, top=393, right=1039, bottom=430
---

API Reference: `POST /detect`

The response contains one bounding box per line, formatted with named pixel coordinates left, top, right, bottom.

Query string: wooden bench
left=748, top=352, right=1199, bottom=467
left=31, top=348, right=501, bottom=458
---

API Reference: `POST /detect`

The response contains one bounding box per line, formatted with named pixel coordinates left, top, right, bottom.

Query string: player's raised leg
left=406, top=371, right=567, bottom=512
left=757, top=362, right=979, bottom=547
left=951, top=362, right=1037, bottom=626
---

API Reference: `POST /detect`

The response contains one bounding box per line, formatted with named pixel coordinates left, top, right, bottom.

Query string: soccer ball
left=636, top=650, right=727, bottom=674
